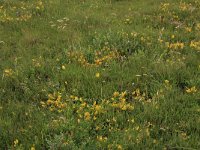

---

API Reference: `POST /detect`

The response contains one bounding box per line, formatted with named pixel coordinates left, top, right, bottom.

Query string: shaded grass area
left=0, top=0, right=200, bottom=149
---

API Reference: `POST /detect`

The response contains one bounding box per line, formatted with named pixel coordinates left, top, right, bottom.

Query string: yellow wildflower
left=117, top=144, right=123, bottom=150
left=97, top=136, right=103, bottom=142
left=186, top=86, right=197, bottom=93
left=95, top=126, right=100, bottom=131
left=81, top=102, right=87, bottom=107
left=146, top=128, right=150, bottom=136
left=61, top=65, right=66, bottom=70
left=113, top=91, right=120, bottom=97
left=185, top=27, right=192, bottom=32
left=38, top=1, right=43, bottom=6
left=95, top=105, right=101, bottom=111
left=153, top=139, right=157, bottom=144
left=31, top=145, right=36, bottom=150
left=47, top=100, right=53, bottom=105
left=135, top=126, right=140, bottom=131
left=93, top=116, right=97, bottom=120
left=181, top=132, right=187, bottom=140
left=164, top=80, right=169, bottom=84
left=95, top=72, right=100, bottom=78
left=97, top=135, right=107, bottom=142
left=48, top=94, right=55, bottom=99
left=70, top=95, right=75, bottom=99
left=84, top=112, right=90, bottom=120
left=121, top=91, right=127, bottom=98
left=121, top=105, right=127, bottom=110
left=4, top=69, right=13, bottom=76
left=14, top=139, right=19, bottom=147
left=40, top=101, right=45, bottom=105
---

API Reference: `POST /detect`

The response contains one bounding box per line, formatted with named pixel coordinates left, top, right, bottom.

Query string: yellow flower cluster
left=186, top=86, right=198, bottom=94
left=73, top=97, right=104, bottom=121
left=84, top=112, right=91, bottom=120
left=166, top=42, right=184, bottom=50
left=132, top=89, right=148, bottom=102
left=3, top=69, right=13, bottom=77
left=41, top=90, right=136, bottom=123
left=111, top=91, right=134, bottom=111
left=190, top=41, right=200, bottom=51
left=32, top=59, right=42, bottom=67
left=0, top=0, right=44, bottom=22
left=185, top=27, right=192, bottom=32
left=97, top=135, right=108, bottom=142
left=14, top=139, right=19, bottom=147
left=179, top=2, right=192, bottom=12
left=160, top=3, right=170, bottom=11
left=124, top=18, right=132, bottom=24
left=108, top=144, right=123, bottom=150
left=196, top=23, right=200, bottom=30
left=94, top=49, right=119, bottom=66
left=160, top=2, right=195, bottom=13
left=40, top=92, right=67, bottom=112
left=67, top=47, right=119, bottom=67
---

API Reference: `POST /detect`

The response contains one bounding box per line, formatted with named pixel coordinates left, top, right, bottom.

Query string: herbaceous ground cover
left=0, top=0, right=200, bottom=149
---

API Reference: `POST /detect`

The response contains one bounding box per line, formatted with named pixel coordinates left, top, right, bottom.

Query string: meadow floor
left=0, top=0, right=200, bottom=149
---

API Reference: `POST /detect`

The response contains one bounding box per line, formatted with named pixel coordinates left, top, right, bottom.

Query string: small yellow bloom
left=74, top=96, right=78, bottom=101
left=121, top=105, right=127, bottom=110
left=164, top=80, right=169, bottom=84
left=81, top=102, right=87, bottom=107
left=31, top=145, right=36, bottom=150
left=84, top=112, right=91, bottom=120
left=95, top=105, right=101, bottom=111
left=117, top=144, right=123, bottom=150
left=63, top=141, right=68, bottom=146
left=38, top=1, right=43, bottom=6
left=61, top=65, right=66, bottom=70
left=95, top=72, right=100, bottom=78
left=14, top=139, right=19, bottom=147
left=97, top=136, right=107, bottom=142
left=121, top=91, right=127, bottom=98
left=97, top=135, right=103, bottom=142
left=48, top=94, right=55, bottom=99
left=153, top=139, right=157, bottom=144
left=185, top=27, right=192, bottom=32
left=4, top=69, right=13, bottom=76
left=146, top=128, right=150, bottom=136
left=47, top=100, right=53, bottom=105
left=40, top=101, right=45, bottom=105
left=135, top=126, right=140, bottom=131
left=181, top=132, right=187, bottom=140
left=95, top=126, right=100, bottom=131
left=93, top=116, right=97, bottom=120
left=70, top=95, right=75, bottom=99
left=113, top=91, right=120, bottom=97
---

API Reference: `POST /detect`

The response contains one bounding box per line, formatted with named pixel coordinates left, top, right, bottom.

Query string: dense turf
left=0, top=0, right=200, bottom=149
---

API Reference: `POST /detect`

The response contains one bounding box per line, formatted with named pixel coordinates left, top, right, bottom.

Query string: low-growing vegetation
left=0, top=0, right=200, bottom=149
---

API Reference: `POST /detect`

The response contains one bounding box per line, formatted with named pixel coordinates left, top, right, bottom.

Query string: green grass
left=0, top=0, right=200, bottom=149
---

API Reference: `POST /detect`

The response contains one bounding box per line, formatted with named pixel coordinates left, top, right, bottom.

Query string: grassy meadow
left=0, top=0, right=200, bottom=149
